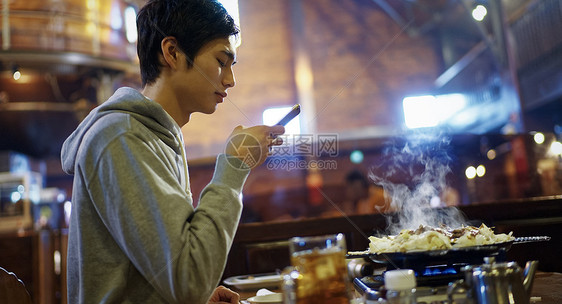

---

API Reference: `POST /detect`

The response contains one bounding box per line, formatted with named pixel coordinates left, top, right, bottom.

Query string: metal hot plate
left=347, top=236, right=550, bottom=270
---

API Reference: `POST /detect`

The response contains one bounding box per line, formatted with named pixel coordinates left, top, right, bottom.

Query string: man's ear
left=160, top=37, right=180, bottom=69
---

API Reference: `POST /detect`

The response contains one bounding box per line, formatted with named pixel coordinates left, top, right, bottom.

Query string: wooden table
left=531, top=271, right=562, bottom=304
left=233, top=271, right=562, bottom=303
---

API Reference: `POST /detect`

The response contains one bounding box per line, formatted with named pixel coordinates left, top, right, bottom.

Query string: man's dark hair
left=136, top=0, right=239, bottom=87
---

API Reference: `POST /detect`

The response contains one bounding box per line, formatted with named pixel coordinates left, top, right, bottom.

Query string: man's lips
left=216, top=92, right=227, bottom=103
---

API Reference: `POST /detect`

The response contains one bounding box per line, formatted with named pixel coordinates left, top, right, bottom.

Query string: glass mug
left=281, top=233, right=353, bottom=304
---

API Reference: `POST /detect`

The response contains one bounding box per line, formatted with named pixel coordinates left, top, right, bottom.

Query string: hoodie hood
left=61, top=87, right=182, bottom=174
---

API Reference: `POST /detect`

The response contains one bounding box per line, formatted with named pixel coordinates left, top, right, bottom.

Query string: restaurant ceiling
left=0, top=0, right=552, bottom=159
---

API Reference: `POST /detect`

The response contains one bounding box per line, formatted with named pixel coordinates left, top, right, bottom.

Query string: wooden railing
left=1, top=0, right=135, bottom=62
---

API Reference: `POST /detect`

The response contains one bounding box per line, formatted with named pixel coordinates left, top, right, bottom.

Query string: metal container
left=448, top=257, right=539, bottom=304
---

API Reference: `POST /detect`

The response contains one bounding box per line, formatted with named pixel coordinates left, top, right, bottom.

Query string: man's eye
left=217, top=59, right=226, bottom=67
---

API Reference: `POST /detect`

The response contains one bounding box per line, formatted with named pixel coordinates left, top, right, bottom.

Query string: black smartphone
left=276, top=104, right=301, bottom=126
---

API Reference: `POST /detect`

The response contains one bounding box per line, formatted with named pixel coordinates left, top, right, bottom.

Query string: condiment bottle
left=384, top=269, right=417, bottom=304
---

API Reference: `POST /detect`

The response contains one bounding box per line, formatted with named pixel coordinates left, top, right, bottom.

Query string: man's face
left=173, top=37, right=237, bottom=116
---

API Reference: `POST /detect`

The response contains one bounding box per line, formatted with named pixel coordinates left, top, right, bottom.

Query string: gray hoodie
left=61, top=87, right=249, bottom=304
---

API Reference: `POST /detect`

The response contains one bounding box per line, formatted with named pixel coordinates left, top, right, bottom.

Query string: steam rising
left=369, top=133, right=467, bottom=235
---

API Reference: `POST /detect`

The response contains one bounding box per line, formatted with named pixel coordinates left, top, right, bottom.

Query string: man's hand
left=207, top=285, right=240, bottom=304
left=225, top=125, right=285, bottom=169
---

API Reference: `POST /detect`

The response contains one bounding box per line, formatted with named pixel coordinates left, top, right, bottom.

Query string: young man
left=60, top=0, right=284, bottom=303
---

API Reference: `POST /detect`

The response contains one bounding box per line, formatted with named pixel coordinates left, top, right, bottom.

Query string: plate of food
left=223, top=272, right=283, bottom=290
left=347, top=224, right=549, bottom=267
left=246, top=293, right=283, bottom=304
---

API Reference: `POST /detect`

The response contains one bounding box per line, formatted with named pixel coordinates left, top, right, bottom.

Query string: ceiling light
left=533, top=132, right=545, bottom=144
left=476, top=165, right=486, bottom=177
left=487, top=149, right=496, bottom=160
left=472, top=5, right=487, bottom=22
left=549, top=141, right=562, bottom=156
left=465, top=166, right=477, bottom=179
left=12, top=65, right=21, bottom=81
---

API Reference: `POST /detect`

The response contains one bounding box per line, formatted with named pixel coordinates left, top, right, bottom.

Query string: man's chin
left=201, top=106, right=217, bottom=115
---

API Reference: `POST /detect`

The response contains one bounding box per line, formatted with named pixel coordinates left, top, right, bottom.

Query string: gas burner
left=354, top=265, right=465, bottom=289
left=354, top=277, right=465, bottom=304
left=388, top=264, right=466, bottom=287
left=353, top=264, right=470, bottom=303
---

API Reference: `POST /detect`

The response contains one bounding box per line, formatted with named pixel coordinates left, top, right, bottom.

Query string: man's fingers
left=269, top=125, right=285, bottom=137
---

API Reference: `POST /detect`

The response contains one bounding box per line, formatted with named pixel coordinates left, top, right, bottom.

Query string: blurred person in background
left=322, top=170, right=388, bottom=218
left=346, top=170, right=389, bottom=215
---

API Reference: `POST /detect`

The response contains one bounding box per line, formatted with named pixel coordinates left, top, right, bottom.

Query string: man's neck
left=142, top=81, right=189, bottom=127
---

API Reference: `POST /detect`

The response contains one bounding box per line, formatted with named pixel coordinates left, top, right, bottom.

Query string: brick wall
left=302, top=0, right=440, bottom=133
left=184, top=0, right=444, bottom=209
left=182, top=0, right=441, bottom=159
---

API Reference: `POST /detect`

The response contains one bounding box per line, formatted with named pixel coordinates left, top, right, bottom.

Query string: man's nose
left=223, top=68, right=236, bottom=88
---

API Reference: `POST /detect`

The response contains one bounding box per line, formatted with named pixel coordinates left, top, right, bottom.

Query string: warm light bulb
left=472, top=5, right=487, bottom=21
left=549, top=141, right=562, bottom=156
left=465, top=166, right=477, bottom=179
left=487, top=149, right=496, bottom=160
left=13, top=70, right=21, bottom=81
left=476, top=165, right=486, bottom=177
left=533, top=132, right=545, bottom=144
